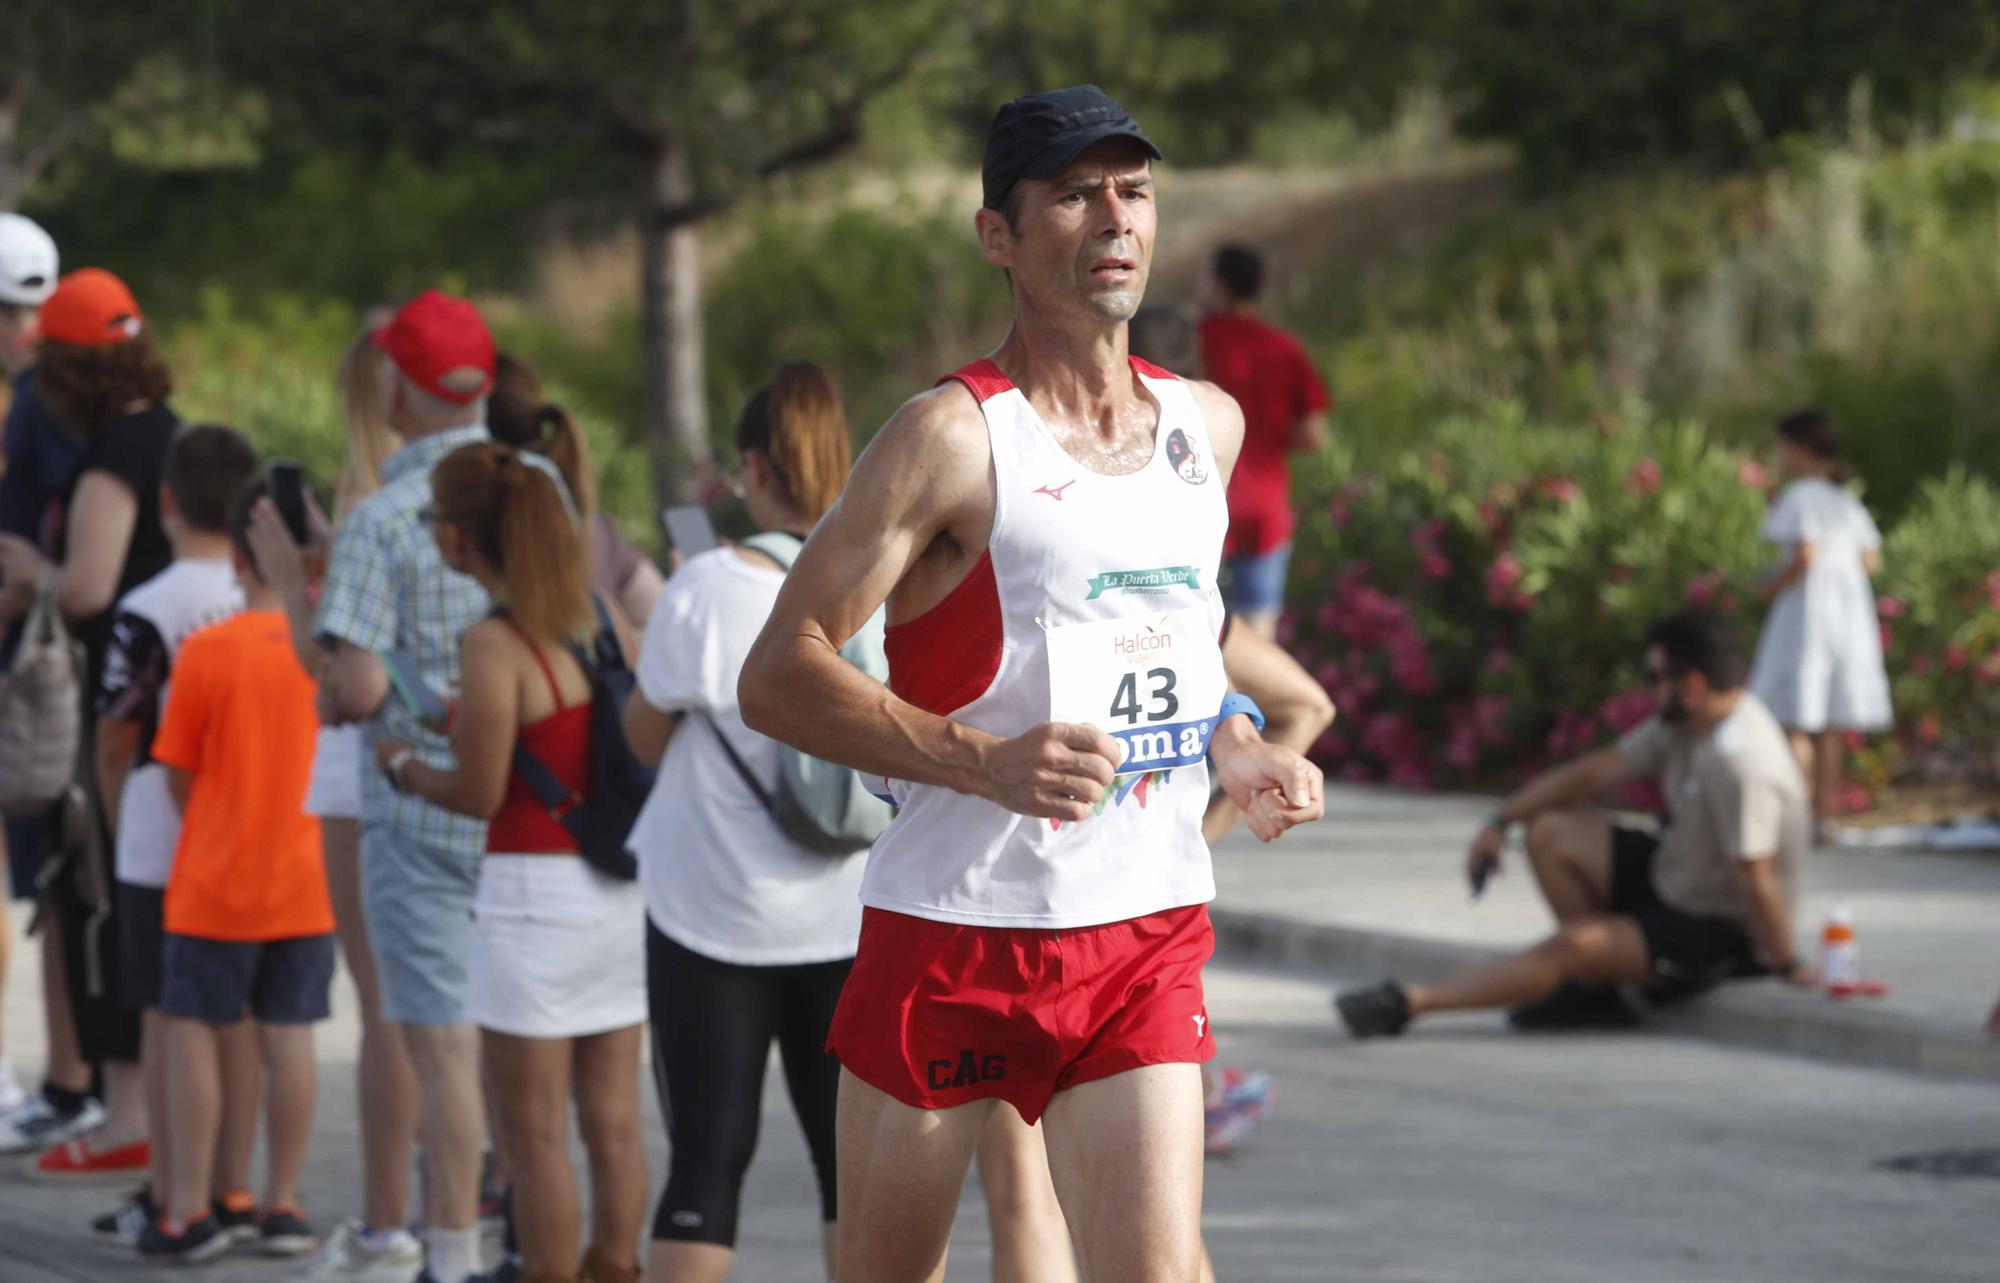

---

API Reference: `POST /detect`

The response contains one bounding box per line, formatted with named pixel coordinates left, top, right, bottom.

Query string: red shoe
left=28, top=1135, right=150, bottom=1184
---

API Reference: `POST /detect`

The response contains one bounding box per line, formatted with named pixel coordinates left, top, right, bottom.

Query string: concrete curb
left=1209, top=907, right=2000, bottom=1084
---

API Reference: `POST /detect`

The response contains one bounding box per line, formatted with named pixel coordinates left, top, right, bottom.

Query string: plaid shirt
left=316, top=425, right=491, bottom=853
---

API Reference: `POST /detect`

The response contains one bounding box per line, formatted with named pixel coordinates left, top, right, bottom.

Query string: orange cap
left=36, top=268, right=144, bottom=347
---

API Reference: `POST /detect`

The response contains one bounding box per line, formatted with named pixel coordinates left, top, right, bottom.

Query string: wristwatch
left=384, top=746, right=417, bottom=793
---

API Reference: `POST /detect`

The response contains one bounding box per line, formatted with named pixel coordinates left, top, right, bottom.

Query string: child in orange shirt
left=140, top=474, right=334, bottom=1264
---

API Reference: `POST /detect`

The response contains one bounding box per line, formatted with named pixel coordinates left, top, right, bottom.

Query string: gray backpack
left=706, top=532, right=892, bottom=855
left=0, top=585, right=84, bottom=818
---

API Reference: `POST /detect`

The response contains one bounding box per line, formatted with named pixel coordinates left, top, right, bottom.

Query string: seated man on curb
left=1337, top=608, right=1814, bottom=1037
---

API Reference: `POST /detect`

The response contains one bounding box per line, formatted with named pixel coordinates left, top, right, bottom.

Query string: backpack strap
left=510, top=740, right=580, bottom=820
left=695, top=713, right=784, bottom=827
left=739, top=530, right=806, bottom=574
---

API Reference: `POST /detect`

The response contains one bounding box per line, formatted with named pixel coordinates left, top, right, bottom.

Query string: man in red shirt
left=1198, top=244, right=1331, bottom=639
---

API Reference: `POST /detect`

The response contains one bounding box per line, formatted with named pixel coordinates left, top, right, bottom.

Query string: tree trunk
left=641, top=136, right=710, bottom=506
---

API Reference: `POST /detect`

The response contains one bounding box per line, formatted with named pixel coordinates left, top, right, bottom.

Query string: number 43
left=1109, top=667, right=1179, bottom=724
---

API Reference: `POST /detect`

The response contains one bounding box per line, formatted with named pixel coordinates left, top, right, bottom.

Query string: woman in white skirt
left=375, top=441, right=646, bottom=1283
left=246, top=329, right=426, bottom=1277
left=1748, top=408, right=1892, bottom=839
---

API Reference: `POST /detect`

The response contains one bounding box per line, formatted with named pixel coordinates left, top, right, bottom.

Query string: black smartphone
left=1470, top=853, right=1499, bottom=899
left=661, top=504, right=718, bottom=557
left=268, top=461, right=311, bottom=545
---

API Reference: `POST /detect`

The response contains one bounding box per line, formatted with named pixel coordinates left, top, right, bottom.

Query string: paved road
left=4, top=938, right=1998, bottom=1282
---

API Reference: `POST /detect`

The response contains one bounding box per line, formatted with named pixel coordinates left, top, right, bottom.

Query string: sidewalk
left=1210, top=785, right=2000, bottom=1081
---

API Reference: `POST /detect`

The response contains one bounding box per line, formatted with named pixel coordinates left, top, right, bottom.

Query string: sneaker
left=467, top=1258, right=524, bottom=1283
left=138, top=1214, right=234, bottom=1265
left=261, top=1205, right=318, bottom=1257
left=0, top=1092, right=103, bottom=1155
left=91, top=1186, right=159, bottom=1245
left=476, top=1149, right=508, bottom=1234
left=1506, top=982, right=1639, bottom=1031
left=1215, top=1066, right=1275, bottom=1117
left=0, top=1055, right=26, bottom=1116
left=214, top=1188, right=261, bottom=1243
left=1334, top=981, right=1413, bottom=1038
left=29, top=1133, right=150, bottom=1183
left=293, top=1219, right=424, bottom=1282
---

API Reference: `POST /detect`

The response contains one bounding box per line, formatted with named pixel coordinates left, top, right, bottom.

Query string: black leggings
left=647, top=922, right=851, bottom=1246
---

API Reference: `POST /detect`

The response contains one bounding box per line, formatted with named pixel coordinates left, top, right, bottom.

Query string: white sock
left=426, top=1227, right=481, bottom=1283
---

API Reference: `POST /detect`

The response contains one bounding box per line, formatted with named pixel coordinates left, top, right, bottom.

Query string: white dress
left=1748, top=477, right=1893, bottom=732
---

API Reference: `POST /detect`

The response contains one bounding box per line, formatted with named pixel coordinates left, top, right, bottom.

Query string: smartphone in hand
left=380, top=649, right=450, bottom=730
left=660, top=504, right=718, bottom=558
left=1470, top=853, right=1499, bottom=899
left=268, top=461, right=312, bottom=545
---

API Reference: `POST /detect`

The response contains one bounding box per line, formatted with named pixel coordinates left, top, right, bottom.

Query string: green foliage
left=703, top=203, right=1006, bottom=449
left=1439, top=0, right=2000, bottom=180
left=1313, top=137, right=2000, bottom=521
left=1878, top=471, right=2000, bottom=769
left=1286, top=404, right=1769, bottom=788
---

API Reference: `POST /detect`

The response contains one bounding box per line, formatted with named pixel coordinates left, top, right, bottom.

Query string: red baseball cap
left=372, top=288, right=495, bottom=404
left=36, top=268, right=144, bottom=347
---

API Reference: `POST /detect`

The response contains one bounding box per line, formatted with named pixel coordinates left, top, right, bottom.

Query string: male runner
left=739, top=85, right=1325, bottom=1282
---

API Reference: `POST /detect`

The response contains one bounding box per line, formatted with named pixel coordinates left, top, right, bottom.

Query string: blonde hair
left=430, top=442, right=593, bottom=646
left=732, top=362, right=851, bottom=523
left=333, top=330, right=400, bottom=523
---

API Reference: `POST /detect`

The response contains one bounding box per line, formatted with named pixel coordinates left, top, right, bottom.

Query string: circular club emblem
left=1165, top=427, right=1208, bottom=485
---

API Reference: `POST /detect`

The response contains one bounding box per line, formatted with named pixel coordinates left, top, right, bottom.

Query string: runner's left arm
left=1185, top=380, right=1326, bottom=841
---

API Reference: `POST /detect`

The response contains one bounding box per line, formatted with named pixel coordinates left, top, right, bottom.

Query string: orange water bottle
left=1820, top=903, right=1861, bottom=996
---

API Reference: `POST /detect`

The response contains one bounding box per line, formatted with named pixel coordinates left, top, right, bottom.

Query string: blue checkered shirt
left=316, top=425, right=492, bottom=853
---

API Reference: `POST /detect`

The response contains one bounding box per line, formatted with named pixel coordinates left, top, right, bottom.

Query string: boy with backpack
left=139, top=474, right=333, bottom=1264
left=67, top=425, right=263, bottom=1243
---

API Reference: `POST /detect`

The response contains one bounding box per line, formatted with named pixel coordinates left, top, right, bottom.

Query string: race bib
left=1046, top=607, right=1228, bottom=776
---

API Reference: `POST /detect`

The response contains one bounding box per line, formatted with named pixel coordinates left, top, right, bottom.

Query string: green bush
left=1878, top=470, right=2000, bottom=776
left=1286, top=403, right=1773, bottom=789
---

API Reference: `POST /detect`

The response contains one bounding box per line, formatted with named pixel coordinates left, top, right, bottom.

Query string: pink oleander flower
left=1597, top=688, right=1655, bottom=734
left=1420, top=552, right=1452, bottom=580
left=1911, top=653, right=1934, bottom=675
left=1316, top=601, right=1340, bottom=632
left=1876, top=596, right=1906, bottom=620
left=1329, top=498, right=1351, bottom=529
left=1410, top=517, right=1446, bottom=551
left=1538, top=475, right=1582, bottom=504
left=1485, top=552, right=1524, bottom=605
left=1946, top=643, right=1968, bottom=672
left=1444, top=727, right=1480, bottom=771
left=1484, top=649, right=1514, bottom=674
left=1473, top=695, right=1510, bottom=742
left=1833, top=784, right=1872, bottom=816
left=1387, top=761, right=1434, bottom=791
left=1624, top=457, right=1663, bottom=495
left=1686, top=576, right=1717, bottom=608
left=1976, top=652, right=2000, bottom=687
left=1737, top=459, right=1769, bottom=490
left=1881, top=622, right=1895, bottom=651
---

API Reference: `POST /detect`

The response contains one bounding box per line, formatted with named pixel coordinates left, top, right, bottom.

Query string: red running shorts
left=826, top=902, right=1216, bottom=1124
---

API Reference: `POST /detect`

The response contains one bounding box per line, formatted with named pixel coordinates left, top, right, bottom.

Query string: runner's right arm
left=739, top=386, right=1120, bottom=823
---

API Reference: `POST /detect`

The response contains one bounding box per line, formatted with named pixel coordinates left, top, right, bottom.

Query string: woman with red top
left=374, top=442, right=646, bottom=1283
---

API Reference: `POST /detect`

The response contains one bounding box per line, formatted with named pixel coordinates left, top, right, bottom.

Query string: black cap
left=982, top=85, right=1161, bottom=212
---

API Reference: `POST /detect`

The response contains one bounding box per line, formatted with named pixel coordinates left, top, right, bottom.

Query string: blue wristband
left=1216, top=692, right=1266, bottom=735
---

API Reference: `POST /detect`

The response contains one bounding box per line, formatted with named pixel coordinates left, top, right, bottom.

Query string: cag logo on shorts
left=928, top=1050, right=1007, bottom=1090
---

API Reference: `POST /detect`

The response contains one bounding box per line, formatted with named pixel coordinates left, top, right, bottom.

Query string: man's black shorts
left=118, top=881, right=166, bottom=1011
left=1608, top=826, right=1762, bottom=999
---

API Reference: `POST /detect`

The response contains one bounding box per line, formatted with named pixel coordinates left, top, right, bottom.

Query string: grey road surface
left=3, top=957, right=1997, bottom=1282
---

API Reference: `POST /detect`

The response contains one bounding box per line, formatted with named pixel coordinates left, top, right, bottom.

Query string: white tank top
left=864, top=356, right=1229, bottom=928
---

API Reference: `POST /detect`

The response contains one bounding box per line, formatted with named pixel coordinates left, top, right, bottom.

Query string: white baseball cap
left=0, top=213, right=59, bottom=307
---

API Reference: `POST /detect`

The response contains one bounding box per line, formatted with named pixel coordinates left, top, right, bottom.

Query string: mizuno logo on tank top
left=867, top=356, right=1228, bottom=930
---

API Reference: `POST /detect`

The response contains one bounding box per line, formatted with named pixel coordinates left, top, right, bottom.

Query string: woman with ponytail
left=373, top=443, right=647, bottom=1283
left=622, top=362, right=864, bottom=1283
left=489, top=352, right=663, bottom=635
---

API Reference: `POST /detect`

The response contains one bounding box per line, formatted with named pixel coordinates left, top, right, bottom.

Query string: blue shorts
left=159, top=931, right=336, bottom=1026
left=1222, top=543, right=1292, bottom=616
left=360, top=821, right=480, bottom=1026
